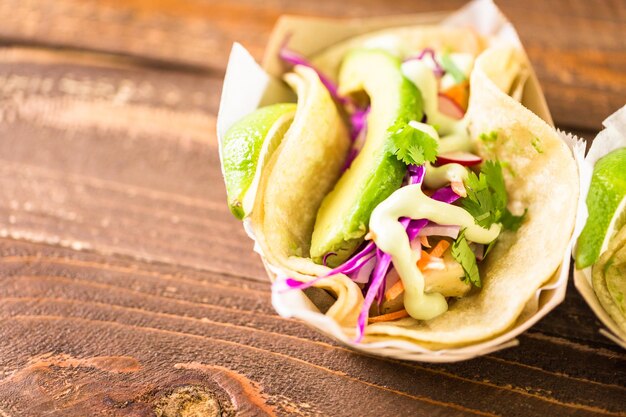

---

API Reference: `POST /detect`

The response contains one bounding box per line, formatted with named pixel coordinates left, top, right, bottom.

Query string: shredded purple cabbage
left=279, top=47, right=349, bottom=106
left=349, top=107, right=370, bottom=141
left=406, top=186, right=460, bottom=240
left=322, top=252, right=337, bottom=266
left=342, top=107, right=370, bottom=171
left=350, top=255, right=377, bottom=283
left=407, top=164, right=426, bottom=184
left=279, top=241, right=376, bottom=292
left=356, top=248, right=392, bottom=341
left=342, top=148, right=359, bottom=172
left=405, top=48, right=445, bottom=77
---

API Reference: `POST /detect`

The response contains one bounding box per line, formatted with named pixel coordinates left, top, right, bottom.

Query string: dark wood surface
left=0, top=1, right=624, bottom=416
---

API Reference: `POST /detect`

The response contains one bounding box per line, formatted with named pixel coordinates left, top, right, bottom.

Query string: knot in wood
left=154, top=385, right=221, bottom=417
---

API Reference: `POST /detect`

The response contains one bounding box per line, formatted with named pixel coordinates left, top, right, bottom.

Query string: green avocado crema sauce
left=369, top=184, right=501, bottom=320
left=401, top=59, right=472, bottom=153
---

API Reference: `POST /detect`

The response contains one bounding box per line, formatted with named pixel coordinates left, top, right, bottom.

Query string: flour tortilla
left=593, top=224, right=626, bottom=334
left=365, top=47, right=578, bottom=347
left=250, top=65, right=362, bottom=326
left=250, top=31, right=578, bottom=347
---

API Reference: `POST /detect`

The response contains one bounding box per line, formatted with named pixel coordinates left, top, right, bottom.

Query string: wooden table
left=0, top=1, right=624, bottom=416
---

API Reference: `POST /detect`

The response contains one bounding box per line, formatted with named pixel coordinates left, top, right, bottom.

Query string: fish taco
left=219, top=23, right=579, bottom=353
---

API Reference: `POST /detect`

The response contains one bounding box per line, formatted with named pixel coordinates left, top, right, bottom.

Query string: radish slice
left=437, top=152, right=482, bottom=166
left=438, top=93, right=465, bottom=119
left=419, top=224, right=460, bottom=239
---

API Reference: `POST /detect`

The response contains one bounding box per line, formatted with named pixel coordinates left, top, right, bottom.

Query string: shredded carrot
left=442, top=80, right=469, bottom=111
left=429, top=240, right=451, bottom=258
left=387, top=242, right=451, bottom=300
left=417, top=250, right=433, bottom=270
left=368, top=309, right=410, bottom=323
left=384, top=280, right=405, bottom=301
left=420, top=235, right=431, bottom=248
left=384, top=242, right=451, bottom=303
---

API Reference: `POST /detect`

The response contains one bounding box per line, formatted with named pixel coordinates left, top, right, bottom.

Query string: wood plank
left=0, top=47, right=266, bottom=280
left=0, top=1, right=623, bottom=415
left=0, top=239, right=624, bottom=417
left=0, top=0, right=623, bottom=130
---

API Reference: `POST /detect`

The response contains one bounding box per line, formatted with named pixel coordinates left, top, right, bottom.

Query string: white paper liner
left=217, top=0, right=584, bottom=361
left=571, top=105, right=626, bottom=349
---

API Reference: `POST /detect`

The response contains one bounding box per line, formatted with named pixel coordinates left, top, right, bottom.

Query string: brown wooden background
left=0, top=0, right=624, bottom=416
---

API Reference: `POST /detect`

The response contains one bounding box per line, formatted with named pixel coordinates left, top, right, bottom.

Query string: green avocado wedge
left=222, top=103, right=296, bottom=219
left=310, top=50, right=423, bottom=266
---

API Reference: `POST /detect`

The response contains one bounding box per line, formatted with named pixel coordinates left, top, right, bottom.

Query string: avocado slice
left=310, top=50, right=423, bottom=266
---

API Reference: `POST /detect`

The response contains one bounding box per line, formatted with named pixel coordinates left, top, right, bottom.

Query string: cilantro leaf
left=481, top=160, right=507, bottom=211
left=387, top=120, right=438, bottom=166
left=451, top=229, right=481, bottom=288
left=462, top=161, right=508, bottom=229
left=441, top=53, right=466, bottom=83
left=462, top=160, right=527, bottom=234
left=461, top=171, right=497, bottom=228
left=501, top=208, right=527, bottom=231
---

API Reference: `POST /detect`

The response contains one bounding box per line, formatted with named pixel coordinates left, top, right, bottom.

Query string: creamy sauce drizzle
left=368, top=53, right=491, bottom=321
left=370, top=185, right=500, bottom=320
left=401, top=58, right=471, bottom=143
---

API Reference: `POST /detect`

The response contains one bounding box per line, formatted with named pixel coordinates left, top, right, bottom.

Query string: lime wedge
left=222, top=103, right=296, bottom=219
left=576, top=148, right=626, bottom=269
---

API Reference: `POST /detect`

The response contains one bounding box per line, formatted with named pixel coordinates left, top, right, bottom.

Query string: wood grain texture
left=0, top=0, right=624, bottom=130
left=0, top=239, right=624, bottom=417
left=0, top=47, right=265, bottom=280
left=0, top=1, right=625, bottom=416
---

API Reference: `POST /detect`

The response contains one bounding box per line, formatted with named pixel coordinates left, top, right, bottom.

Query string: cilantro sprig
left=451, top=161, right=527, bottom=287
left=451, top=229, right=481, bottom=288
left=387, top=119, right=438, bottom=166
left=462, top=160, right=525, bottom=230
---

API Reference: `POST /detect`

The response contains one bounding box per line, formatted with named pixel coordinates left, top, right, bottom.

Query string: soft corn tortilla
left=250, top=32, right=578, bottom=347
left=593, top=224, right=626, bottom=334
left=253, top=26, right=487, bottom=328
left=364, top=48, right=577, bottom=347
left=250, top=65, right=363, bottom=325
